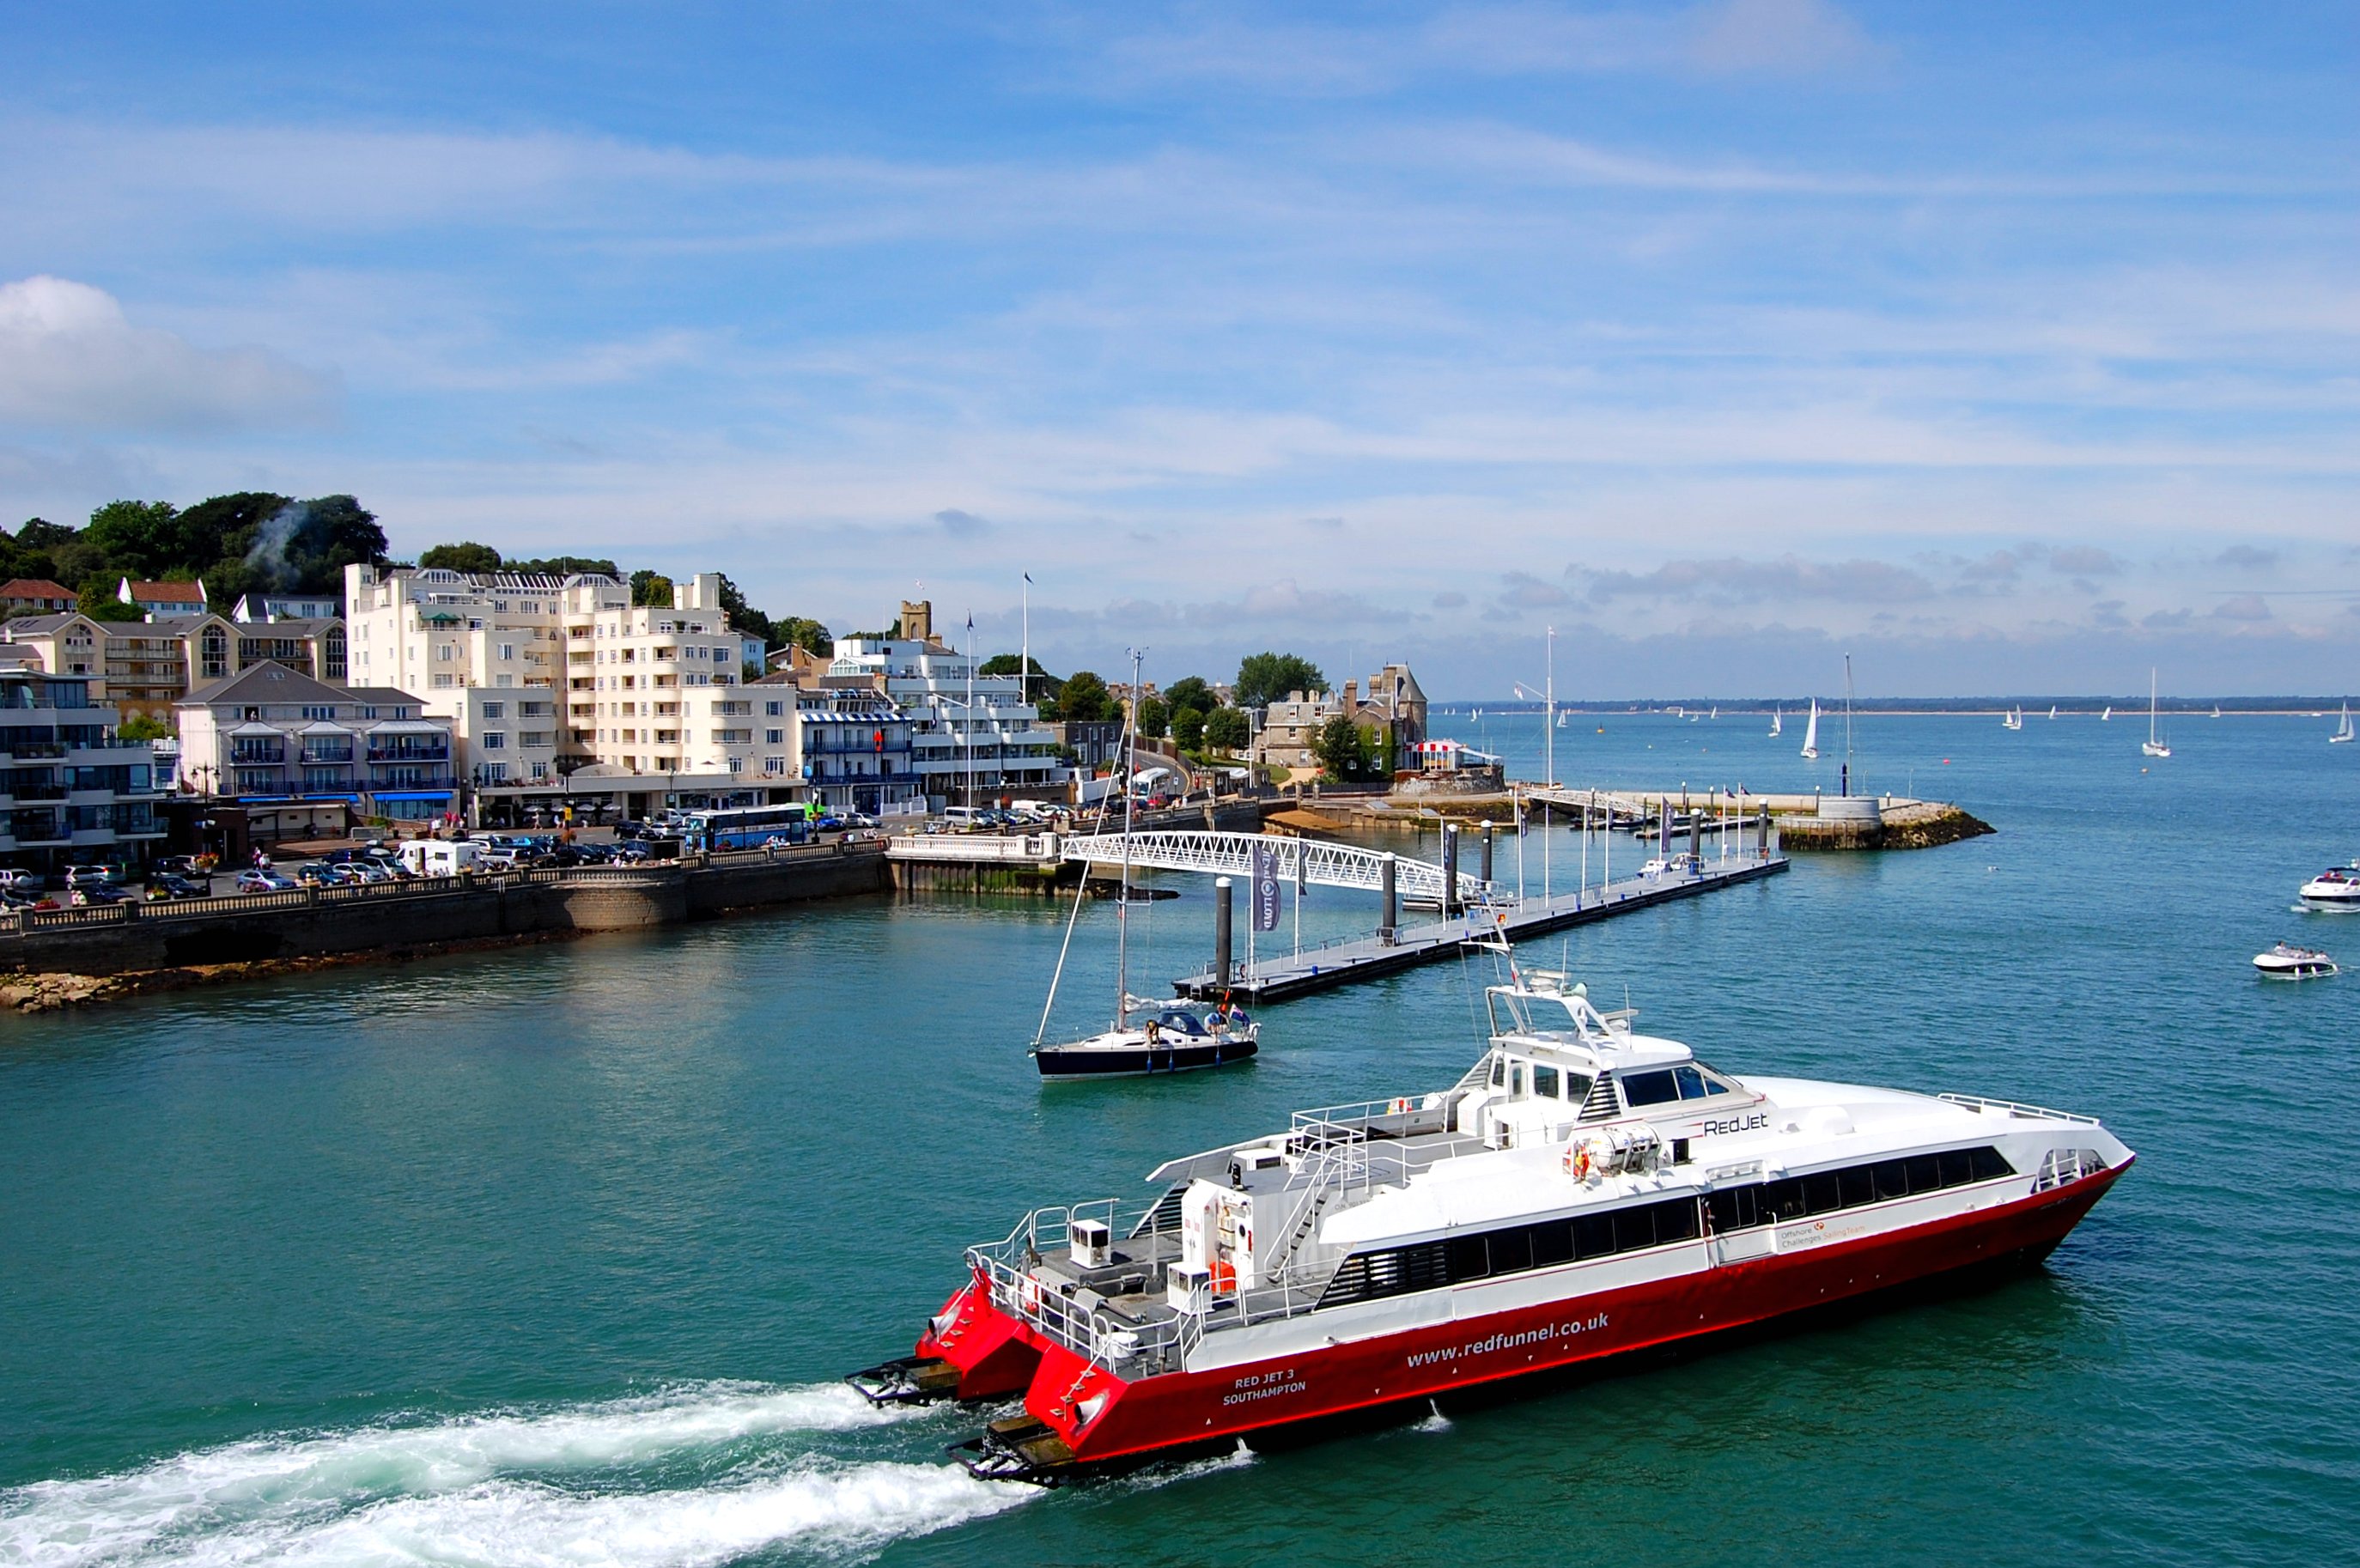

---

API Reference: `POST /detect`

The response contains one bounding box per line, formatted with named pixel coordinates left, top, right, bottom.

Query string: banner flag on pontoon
left=1252, top=843, right=1280, bottom=932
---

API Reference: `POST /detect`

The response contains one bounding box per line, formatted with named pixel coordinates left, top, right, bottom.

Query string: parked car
left=64, top=864, right=121, bottom=889
left=72, top=882, right=139, bottom=905
left=145, top=872, right=208, bottom=900
left=235, top=869, right=300, bottom=893
left=1, top=867, right=38, bottom=892
left=150, top=854, right=201, bottom=878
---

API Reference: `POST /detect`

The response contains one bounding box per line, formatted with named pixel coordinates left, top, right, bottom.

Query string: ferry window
left=1873, top=1161, right=1909, bottom=1201
left=1653, top=1199, right=1700, bottom=1243
left=1563, top=1074, right=1592, bottom=1105
left=1621, top=1069, right=1680, bottom=1107
left=1533, top=1065, right=1560, bottom=1099
left=1488, top=1227, right=1534, bottom=1274
left=1511, top=1064, right=1526, bottom=1098
left=1572, top=1214, right=1615, bottom=1260
left=1611, top=1207, right=1657, bottom=1252
left=1938, top=1149, right=1974, bottom=1188
left=1490, top=1056, right=1505, bottom=1088
left=1708, top=1187, right=1761, bottom=1231
left=1904, top=1155, right=1943, bottom=1194
left=1530, top=1220, right=1574, bottom=1267
left=1839, top=1166, right=1877, bottom=1207
left=1803, top=1172, right=1842, bottom=1214
left=1969, top=1146, right=2015, bottom=1182
left=1445, top=1234, right=1489, bottom=1282
left=1672, top=1065, right=1712, bottom=1099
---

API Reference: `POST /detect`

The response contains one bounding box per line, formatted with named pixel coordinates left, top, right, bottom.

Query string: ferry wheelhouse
left=854, top=967, right=2132, bottom=1480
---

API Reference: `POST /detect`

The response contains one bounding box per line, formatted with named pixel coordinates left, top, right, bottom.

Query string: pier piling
left=1481, top=821, right=1494, bottom=885
left=1379, top=854, right=1397, bottom=945
left=1441, top=824, right=1461, bottom=919
left=1213, top=876, right=1233, bottom=985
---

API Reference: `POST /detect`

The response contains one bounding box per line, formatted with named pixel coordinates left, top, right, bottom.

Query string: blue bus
left=677, top=804, right=812, bottom=852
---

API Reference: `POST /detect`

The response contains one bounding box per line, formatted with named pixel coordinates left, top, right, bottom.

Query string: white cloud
left=0, top=275, right=331, bottom=432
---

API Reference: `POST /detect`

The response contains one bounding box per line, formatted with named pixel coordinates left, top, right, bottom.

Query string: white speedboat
left=858, top=959, right=2133, bottom=1480
left=2298, top=862, right=2360, bottom=910
left=2254, top=943, right=2337, bottom=980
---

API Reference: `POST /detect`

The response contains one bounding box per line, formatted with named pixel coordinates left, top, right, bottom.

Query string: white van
left=940, top=806, right=983, bottom=829
left=397, top=839, right=484, bottom=878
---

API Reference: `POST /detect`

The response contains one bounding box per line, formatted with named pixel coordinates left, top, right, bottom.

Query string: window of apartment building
left=432, top=673, right=456, bottom=688
left=481, top=702, right=504, bottom=718
left=763, top=700, right=783, bottom=717
left=714, top=728, right=751, bottom=744
left=438, top=644, right=454, bottom=661
left=727, top=757, right=742, bottom=774
left=483, top=762, right=507, bottom=781
left=495, top=673, right=515, bottom=688
left=763, top=756, right=786, bottom=775
left=497, top=643, right=514, bottom=660
left=520, top=731, right=553, bottom=748
left=481, top=732, right=506, bottom=750
left=520, top=702, right=550, bottom=717
left=301, top=705, right=338, bottom=720
left=764, top=728, right=784, bottom=744
left=530, top=761, right=550, bottom=780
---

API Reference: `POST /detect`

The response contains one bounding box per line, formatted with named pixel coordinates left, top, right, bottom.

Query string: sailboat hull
left=1036, top=1036, right=1258, bottom=1078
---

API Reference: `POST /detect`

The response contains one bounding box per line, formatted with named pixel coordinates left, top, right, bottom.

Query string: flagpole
left=1020, top=573, right=1030, bottom=714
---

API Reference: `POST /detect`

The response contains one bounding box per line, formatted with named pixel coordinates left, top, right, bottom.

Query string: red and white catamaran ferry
left=852, top=960, right=2133, bottom=1481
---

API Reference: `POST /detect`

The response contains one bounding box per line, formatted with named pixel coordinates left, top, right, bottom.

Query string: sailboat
left=2101, top=706, right=2113, bottom=722
left=1710, top=706, right=1718, bottom=720
left=2211, top=704, right=2223, bottom=719
left=2003, top=706, right=2023, bottom=731
left=1031, top=648, right=1258, bottom=1079
left=1799, top=699, right=1821, bottom=760
left=2142, top=670, right=2171, bottom=758
left=2332, top=702, right=2355, bottom=744
left=2048, top=705, right=2058, bottom=720
left=1557, top=711, right=1569, bottom=729
left=1768, top=708, right=1783, bottom=738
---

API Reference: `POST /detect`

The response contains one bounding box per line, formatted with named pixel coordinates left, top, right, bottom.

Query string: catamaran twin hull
left=856, top=972, right=2132, bottom=1480
left=884, top=1152, right=2123, bottom=1479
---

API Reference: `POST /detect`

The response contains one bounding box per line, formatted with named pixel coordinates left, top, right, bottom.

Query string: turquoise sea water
left=3, top=712, right=2356, bottom=1566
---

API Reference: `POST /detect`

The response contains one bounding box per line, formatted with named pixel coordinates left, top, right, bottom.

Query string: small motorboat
left=2254, top=943, right=2338, bottom=980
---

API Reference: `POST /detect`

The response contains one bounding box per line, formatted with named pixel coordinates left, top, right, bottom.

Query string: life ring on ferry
left=1563, top=1142, right=1592, bottom=1180
left=1389, top=1097, right=1413, bottom=1115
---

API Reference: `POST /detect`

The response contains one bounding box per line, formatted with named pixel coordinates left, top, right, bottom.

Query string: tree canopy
left=418, top=541, right=504, bottom=573
left=1163, top=675, right=1213, bottom=714
left=1314, top=715, right=1385, bottom=781
left=1171, top=707, right=1206, bottom=751
left=1203, top=706, right=1250, bottom=751
left=1058, top=670, right=1114, bottom=723
left=3, top=494, right=387, bottom=619
left=1136, top=695, right=1170, bottom=739
left=1234, top=652, right=1327, bottom=710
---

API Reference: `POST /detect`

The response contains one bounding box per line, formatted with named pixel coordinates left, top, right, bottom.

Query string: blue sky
left=1, top=1, right=2353, bottom=696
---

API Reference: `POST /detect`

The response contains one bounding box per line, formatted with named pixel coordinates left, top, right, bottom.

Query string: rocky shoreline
left=3, top=928, right=591, bottom=1015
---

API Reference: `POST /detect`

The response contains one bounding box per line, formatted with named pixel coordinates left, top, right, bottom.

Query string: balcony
left=368, top=745, right=450, bottom=763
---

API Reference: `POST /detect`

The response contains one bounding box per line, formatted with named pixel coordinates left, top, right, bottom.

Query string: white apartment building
left=344, top=563, right=571, bottom=787
left=563, top=572, right=769, bottom=782
left=826, top=599, right=1061, bottom=807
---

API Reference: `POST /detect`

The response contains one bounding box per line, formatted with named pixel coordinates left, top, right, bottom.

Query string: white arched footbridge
left=1062, top=830, right=1499, bottom=904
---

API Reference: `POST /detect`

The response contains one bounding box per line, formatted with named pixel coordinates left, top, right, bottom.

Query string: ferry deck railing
left=1937, top=1093, right=2102, bottom=1127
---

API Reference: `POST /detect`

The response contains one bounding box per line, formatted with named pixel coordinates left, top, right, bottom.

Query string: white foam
left=0, top=1382, right=931, bottom=1568
left=1414, top=1401, right=1452, bottom=1432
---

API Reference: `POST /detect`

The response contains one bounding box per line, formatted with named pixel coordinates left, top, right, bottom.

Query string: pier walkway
left=1170, top=848, right=1787, bottom=1004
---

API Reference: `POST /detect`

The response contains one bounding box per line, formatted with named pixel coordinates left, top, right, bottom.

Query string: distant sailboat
left=2333, top=702, right=2355, bottom=744
left=2142, top=670, right=2171, bottom=758
left=1768, top=708, right=1783, bottom=738
left=2003, top=706, right=2023, bottom=731
left=2048, top=705, right=2058, bottom=720
left=2211, top=704, right=2223, bottom=719
left=1710, top=706, right=1718, bottom=720
left=1799, top=699, right=1821, bottom=760
left=2101, top=706, right=2113, bottom=722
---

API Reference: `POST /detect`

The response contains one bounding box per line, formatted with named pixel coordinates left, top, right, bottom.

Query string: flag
left=1252, top=844, right=1281, bottom=933
left=1023, top=572, right=1031, bottom=583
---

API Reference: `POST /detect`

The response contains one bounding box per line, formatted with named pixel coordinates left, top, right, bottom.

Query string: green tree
left=773, top=616, right=833, bottom=656
left=509, top=555, right=619, bottom=577
left=76, top=576, right=143, bottom=622
left=1163, top=675, right=1212, bottom=715
left=630, top=569, right=675, bottom=607
left=1137, top=695, right=1169, bottom=739
left=1203, top=706, right=1250, bottom=752
left=1234, top=651, right=1327, bottom=711
left=420, top=541, right=505, bottom=573
left=1171, top=706, right=1206, bottom=751
left=273, top=495, right=387, bottom=593
left=85, top=500, right=183, bottom=580
left=1059, top=670, right=1114, bottom=723
left=1312, top=714, right=1364, bottom=780
left=117, top=712, right=173, bottom=741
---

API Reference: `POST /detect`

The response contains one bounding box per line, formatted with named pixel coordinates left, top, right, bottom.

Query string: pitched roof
left=0, top=612, right=98, bottom=634
left=0, top=579, right=74, bottom=599
left=180, top=659, right=346, bottom=708
left=121, top=579, right=207, bottom=600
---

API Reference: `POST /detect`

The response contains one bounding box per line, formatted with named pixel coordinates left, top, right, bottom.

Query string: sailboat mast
left=1842, top=653, right=1854, bottom=797
left=1116, top=646, right=1142, bottom=1028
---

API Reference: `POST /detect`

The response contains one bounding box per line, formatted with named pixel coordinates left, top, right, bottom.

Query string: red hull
left=929, top=1163, right=2126, bottom=1466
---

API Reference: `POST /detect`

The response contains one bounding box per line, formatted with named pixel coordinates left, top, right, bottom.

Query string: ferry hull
left=995, top=1162, right=2126, bottom=1470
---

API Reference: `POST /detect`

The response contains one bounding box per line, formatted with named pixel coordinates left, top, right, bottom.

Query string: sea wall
left=1776, top=804, right=1994, bottom=851
left=0, top=842, right=891, bottom=984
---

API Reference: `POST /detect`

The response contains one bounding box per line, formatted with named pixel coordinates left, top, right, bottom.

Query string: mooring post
left=1757, top=808, right=1769, bottom=859
left=1380, top=853, right=1397, bottom=945
left=1480, top=820, right=1494, bottom=886
left=1442, top=823, right=1460, bottom=918
left=1688, top=798, right=1701, bottom=860
left=1213, top=875, right=1233, bottom=986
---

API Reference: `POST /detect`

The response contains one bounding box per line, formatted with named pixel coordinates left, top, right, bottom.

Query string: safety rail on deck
left=1937, top=1093, right=2103, bottom=1127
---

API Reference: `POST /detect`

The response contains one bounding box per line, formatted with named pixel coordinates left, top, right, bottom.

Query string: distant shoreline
left=1433, top=702, right=2351, bottom=717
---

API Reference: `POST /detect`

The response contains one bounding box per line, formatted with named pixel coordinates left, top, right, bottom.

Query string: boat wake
left=0, top=1381, right=1030, bottom=1567
left=1414, top=1401, right=1453, bottom=1433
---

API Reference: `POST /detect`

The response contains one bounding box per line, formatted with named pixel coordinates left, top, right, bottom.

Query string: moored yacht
left=854, top=962, right=2132, bottom=1480
left=2297, top=862, right=2360, bottom=910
